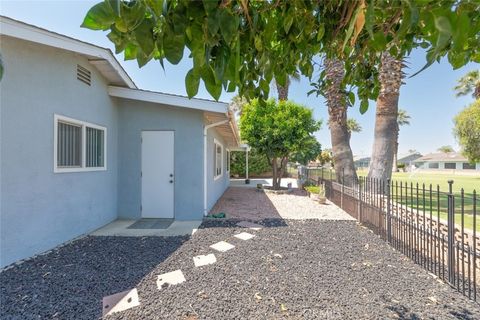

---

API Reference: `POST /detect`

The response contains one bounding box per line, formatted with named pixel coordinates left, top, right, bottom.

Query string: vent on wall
left=77, top=64, right=91, bottom=86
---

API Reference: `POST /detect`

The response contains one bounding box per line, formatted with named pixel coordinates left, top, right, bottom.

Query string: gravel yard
left=210, top=187, right=354, bottom=220
left=2, top=219, right=479, bottom=319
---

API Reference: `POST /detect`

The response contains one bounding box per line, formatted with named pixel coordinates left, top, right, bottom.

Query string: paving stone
left=209, top=241, right=235, bottom=252
left=193, top=253, right=217, bottom=267
left=156, top=270, right=186, bottom=290
left=102, top=288, right=140, bottom=316
left=236, top=221, right=263, bottom=230
left=234, top=232, right=255, bottom=240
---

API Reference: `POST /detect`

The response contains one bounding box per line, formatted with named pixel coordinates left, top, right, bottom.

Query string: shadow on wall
left=0, top=235, right=189, bottom=319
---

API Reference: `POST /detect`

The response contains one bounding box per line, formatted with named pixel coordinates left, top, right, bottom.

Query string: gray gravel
left=2, top=219, right=480, bottom=319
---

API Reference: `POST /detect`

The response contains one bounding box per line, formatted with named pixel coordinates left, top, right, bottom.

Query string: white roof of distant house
left=414, top=152, right=468, bottom=162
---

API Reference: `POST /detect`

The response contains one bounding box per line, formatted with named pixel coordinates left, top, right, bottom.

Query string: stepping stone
left=157, top=270, right=186, bottom=290
left=210, top=241, right=235, bottom=252
left=236, top=221, right=263, bottom=230
left=102, top=288, right=140, bottom=316
left=193, top=253, right=217, bottom=267
left=234, top=232, right=255, bottom=240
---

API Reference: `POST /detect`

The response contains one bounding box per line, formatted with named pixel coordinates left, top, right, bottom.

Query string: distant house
left=397, top=152, right=423, bottom=166
left=354, top=155, right=370, bottom=169
left=414, top=152, right=480, bottom=171
left=0, top=17, right=239, bottom=267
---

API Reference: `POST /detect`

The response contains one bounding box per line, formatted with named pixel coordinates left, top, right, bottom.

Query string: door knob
left=170, top=174, right=174, bottom=177
left=169, top=180, right=173, bottom=183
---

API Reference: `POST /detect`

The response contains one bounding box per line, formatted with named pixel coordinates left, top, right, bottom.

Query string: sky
left=1, top=0, right=478, bottom=157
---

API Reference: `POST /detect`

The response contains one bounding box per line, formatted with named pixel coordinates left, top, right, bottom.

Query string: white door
left=141, top=131, right=174, bottom=218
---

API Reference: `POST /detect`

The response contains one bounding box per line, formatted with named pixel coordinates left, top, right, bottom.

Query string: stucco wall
left=206, top=127, right=230, bottom=212
left=0, top=37, right=119, bottom=267
left=116, top=99, right=204, bottom=220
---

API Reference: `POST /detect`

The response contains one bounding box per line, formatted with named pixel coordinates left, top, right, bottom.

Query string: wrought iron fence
left=311, top=168, right=479, bottom=302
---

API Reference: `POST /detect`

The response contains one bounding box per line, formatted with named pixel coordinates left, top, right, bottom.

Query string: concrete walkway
left=210, top=187, right=355, bottom=221
left=90, top=220, right=201, bottom=237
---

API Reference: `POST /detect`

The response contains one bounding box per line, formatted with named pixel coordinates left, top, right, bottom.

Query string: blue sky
left=1, top=0, right=478, bottom=156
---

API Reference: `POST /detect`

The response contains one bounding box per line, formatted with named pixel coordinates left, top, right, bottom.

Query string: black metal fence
left=307, top=168, right=479, bottom=302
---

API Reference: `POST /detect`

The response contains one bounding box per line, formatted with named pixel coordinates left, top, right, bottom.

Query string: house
left=397, top=152, right=422, bottom=166
left=0, top=16, right=239, bottom=268
left=354, top=155, right=370, bottom=169
left=414, top=152, right=480, bottom=171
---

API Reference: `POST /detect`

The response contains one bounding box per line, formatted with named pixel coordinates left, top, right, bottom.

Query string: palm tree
left=346, top=118, right=362, bottom=139
left=368, top=52, right=404, bottom=182
left=454, top=70, right=480, bottom=100
left=275, top=72, right=300, bottom=101
left=392, top=109, right=411, bottom=172
left=324, top=58, right=358, bottom=186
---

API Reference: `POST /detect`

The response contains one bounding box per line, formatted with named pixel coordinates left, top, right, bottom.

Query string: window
left=428, top=162, right=439, bottom=169
left=463, top=162, right=476, bottom=170
left=214, top=139, right=223, bottom=180
left=444, top=162, right=456, bottom=169
left=226, top=150, right=231, bottom=172
left=54, top=115, right=106, bottom=172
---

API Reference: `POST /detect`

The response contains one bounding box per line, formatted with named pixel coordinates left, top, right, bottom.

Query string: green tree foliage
left=290, top=136, right=322, bottom=165
left=346, top=118, right=362, bottom=134
left=453, top=100, right=480, bottom=162
left=82, top=1, right=480, bottom=107
left=317, top=149, right=333, bottom=166
left=240, top=99, right=321, bottom=189
left=230, top=149, right=270, bottom=177
left=454, top=70, right=480, bottom=100
left=437, top=145, right=455, bottom=153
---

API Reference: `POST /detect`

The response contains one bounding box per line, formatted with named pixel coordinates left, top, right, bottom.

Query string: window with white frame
left=226, top=150, right=231, bottom=172
left=54, top=115, right=106, bottom=172
left=214, top=139, right=223, bottom=179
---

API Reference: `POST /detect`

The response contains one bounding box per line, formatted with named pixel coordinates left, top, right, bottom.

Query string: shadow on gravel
left=449, top=308, right=477, bottom=320
left=208, top=186, right=295, bottom=223
left=386, top=305, right=422, bottom=320
left=0, top=235, right=189, bottom=320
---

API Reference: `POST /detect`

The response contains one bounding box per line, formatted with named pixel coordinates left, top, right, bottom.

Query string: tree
left=317, top=149, right=333, bottom=167
left=230, top=148, right=270, bottom=177
left=290, top=136, right=322, bottom=165
left=437, top=145, right=455, bottom=153
left=454, top=100, right=480, bottom=162
left=323, top=58, right=358, bottom=185
left=392, top=109, right=411, bottom=172
left=347, top=118, right=362, bottom=136
left=368, top=52, right=405, bottom=182
left=228, top=95, right=247, bottom=117
left=276, top=72, right=300, bottom=101
left=454, top=70, right=480, bottom=100
left=240, top=99, right=321, bottom=189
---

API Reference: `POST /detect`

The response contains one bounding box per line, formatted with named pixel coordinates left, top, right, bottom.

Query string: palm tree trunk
left=325, top=58, right=358, bottom=186
left=368, top=52, right=403, bottom=182
left=276, top=80, right=290, bottom=101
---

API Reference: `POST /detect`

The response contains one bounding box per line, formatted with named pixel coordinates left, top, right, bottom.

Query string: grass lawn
left=359, top=171, right=479, bottom=232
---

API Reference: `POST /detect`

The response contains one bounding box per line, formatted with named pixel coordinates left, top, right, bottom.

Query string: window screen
left=57, top=121, right=82, bottom=167
left=86, top=127, right=105, bottom=167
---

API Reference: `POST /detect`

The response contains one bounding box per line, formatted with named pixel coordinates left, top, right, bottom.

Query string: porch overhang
left=203, top=110, right=240, bottom=148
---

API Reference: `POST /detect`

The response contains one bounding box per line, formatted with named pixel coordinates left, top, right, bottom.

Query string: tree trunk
left=324, top=58, right=358, bottom=186
left=368, top=52, right=403, bottom=182
left=271, top=157, right=279, bottom=189
left=276, top=80, right=290, bottom=101
left=392, top=141, right=398, bottom=172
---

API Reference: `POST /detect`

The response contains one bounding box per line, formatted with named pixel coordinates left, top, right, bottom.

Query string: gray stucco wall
left=0, top=37, right=119, bottom=267
left=116, top=99, right=205, bottom=220
left=206, top=127, right=230, bottom=211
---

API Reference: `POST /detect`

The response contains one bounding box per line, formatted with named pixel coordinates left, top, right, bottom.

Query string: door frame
left=140, top=129, right=175, bottom=219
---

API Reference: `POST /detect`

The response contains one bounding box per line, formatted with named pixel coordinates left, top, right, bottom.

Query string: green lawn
left=358, top=171, right=480, bottom=231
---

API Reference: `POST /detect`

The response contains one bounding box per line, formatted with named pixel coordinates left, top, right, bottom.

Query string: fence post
left=447, top=180, right=455, bottom=284
left=341, top=168, right=345, bottom=209
left=358, top=176, right=363, bottom=223
left=387, top=179, right=392, bottom=244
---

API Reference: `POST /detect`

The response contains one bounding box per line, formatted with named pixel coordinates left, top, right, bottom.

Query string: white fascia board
left=0, top=16, right=136, bottom=89
left=108, top=86, right=229, bottom=114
